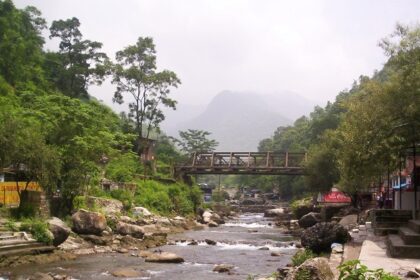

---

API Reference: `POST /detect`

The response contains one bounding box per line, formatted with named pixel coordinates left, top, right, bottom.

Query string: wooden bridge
left=175, top=151, right=307, bottom=176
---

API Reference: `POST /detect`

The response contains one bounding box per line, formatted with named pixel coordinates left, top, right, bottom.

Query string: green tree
left=111, top=37, right=180, bottom=154
left=336, top=24, right=420, bottom=193
left=48, top=17, right=108, bottom=98
left=172, top=129, right=219, bottom=154
left=0, top=0, right=46, bottom=87
left=305, top=133, right=340, bottom=193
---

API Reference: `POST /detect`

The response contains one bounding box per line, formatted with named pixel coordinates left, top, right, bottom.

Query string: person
left=377, top=192, right=384, bottom=209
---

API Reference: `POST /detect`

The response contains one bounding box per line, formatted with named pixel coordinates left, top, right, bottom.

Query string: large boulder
left=86, top=196, right=123, bottom=215
left=201, top=210, right=224, bottom=225
left=48, top=217, right=71, bottom=246
left=285, top=257, right=334, bottom=280
left=145, top=252, right=184, bottom=263
left=320, top=205, right=348, bottom=221
left=264, top=208, right=285, bottom=217
left=72, top=209, right=107, bottom=235
left=133, top=206, right=152, bottom=217
left=301, top=222, right=350, bottom=253
left=338, top=214, right=358, bottom=230
left=116, top=221, right=145, bottom=239
left=202, top=210, right=213, bottom=223
left=298, top=212, right=322, bottom=228
left=210, top=213, right=225, bottom=224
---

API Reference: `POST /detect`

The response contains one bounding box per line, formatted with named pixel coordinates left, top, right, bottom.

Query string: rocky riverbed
left=1, top=212, right=298, bottom=280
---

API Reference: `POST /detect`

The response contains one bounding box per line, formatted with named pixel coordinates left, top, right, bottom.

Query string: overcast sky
left=15, top=0, right=420, bottom=111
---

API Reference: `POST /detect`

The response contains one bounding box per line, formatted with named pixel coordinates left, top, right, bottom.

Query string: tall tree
left=111, top=37, right=180, bottom=155
left=48, top=17, right=108, bottom=98
left=172, top=129, right=218, bottom=154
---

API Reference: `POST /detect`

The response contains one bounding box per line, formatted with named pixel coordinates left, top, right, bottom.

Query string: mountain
left=161, top=90, right=317, bottom=151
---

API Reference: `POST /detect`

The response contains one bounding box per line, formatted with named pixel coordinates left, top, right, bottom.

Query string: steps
left=0, top=231, right=55, bottom=258
left=387, top=219, right=420, bottom=258
left=370, top=210, right=412, bottom=235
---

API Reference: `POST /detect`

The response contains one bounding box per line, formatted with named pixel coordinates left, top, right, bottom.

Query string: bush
left=5, top=219, right=18, bottom=231
left=87, top=186, right=109, bottom=198
left=20, top=219, right=53, bottom=245
left=133, top=180, right=202, bottom=216
left=110, top=189, right=133, bottom=211
left=290, top=197, right=314, bottom=219
left=105, top=152, right=140, bottom=182
left=73, top=196, right=88, bottom=210
left=291, top=249, right=316, bottom=267
left=338, top=260, right=399, bottom=280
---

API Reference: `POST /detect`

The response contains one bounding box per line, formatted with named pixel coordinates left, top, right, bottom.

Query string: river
left=8, top=213, right=297, bottom=279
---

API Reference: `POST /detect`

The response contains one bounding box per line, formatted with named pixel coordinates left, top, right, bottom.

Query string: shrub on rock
left=301, top=222, right=350, bottom=253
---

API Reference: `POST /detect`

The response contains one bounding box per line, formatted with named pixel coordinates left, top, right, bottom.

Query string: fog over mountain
left=161, top=91, right=317, bottom=151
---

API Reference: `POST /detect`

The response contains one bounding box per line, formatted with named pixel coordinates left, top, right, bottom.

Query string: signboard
left=322, top=191, right=351, bottom=203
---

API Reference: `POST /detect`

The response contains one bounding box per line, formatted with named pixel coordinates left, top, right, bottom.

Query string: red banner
left=323, top=191, right=351, bottom=203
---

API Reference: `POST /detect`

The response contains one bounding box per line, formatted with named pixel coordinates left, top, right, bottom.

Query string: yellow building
left=0, top=182, right=41, bottom=207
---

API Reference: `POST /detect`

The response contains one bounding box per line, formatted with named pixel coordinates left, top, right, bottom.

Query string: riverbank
left=1, top=211, right=298, bottom=280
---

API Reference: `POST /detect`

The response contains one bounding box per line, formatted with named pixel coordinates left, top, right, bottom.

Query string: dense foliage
left=246, top=23, right=420, bottom=199
left=0, top=0, right=199, bottom=216
left=338, top=260, right=399, bottom=280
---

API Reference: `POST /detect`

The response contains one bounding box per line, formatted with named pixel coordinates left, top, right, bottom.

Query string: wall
left=0, top=182, right=41, bottom=206
left=394, top=190, right=420, bottom=210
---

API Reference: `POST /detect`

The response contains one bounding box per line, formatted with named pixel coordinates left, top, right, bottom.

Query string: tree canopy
left=171, top=129, right=219, bottom=154
left=111, top=37, right=181, bottom=151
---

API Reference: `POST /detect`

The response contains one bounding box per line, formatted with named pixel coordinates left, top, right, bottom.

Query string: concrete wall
left=394, top=191, right=420, bottom=210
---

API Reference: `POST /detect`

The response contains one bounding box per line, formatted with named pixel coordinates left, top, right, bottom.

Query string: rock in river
left=264, top=208, right=285, bottom=217
left=111, top=268, right=149, bottom=278
left=213, top=264, right=234, bottom=273
left=145, top=252, right=184, bottom=263
left=72, top=209, right=107, bottom=235
left=208, top=221, right=219, bottom=227
left=205, top=239, right=217, bottom=245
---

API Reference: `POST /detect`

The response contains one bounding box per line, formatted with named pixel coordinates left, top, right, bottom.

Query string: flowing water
left=7, top=213, right=297, bottom=279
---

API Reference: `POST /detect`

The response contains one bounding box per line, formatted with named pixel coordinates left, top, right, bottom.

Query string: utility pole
left=411, top=139, right=418, bottom=219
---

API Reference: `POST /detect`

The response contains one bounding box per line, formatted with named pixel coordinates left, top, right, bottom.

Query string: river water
left=8, top=213, right=297, bottom=279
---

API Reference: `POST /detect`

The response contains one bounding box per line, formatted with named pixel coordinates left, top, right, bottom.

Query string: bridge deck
left=175, top=151, right=306, bottom=175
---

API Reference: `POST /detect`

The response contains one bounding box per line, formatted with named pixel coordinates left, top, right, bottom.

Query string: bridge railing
left=181, top=151, right=307, bottom=169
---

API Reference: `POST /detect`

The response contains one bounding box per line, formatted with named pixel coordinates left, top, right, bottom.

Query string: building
left=0, top=167, right=42, bottom=207
left=392, top=155, right=420, bottom=211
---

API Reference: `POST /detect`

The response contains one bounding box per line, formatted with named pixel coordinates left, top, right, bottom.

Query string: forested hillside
left=0, top=0, right=200, bottom=215
left=252, top=23, right=420, bottom=199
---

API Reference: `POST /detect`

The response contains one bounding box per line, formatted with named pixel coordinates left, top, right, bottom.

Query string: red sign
left=323, top=191, right=351, bottom=203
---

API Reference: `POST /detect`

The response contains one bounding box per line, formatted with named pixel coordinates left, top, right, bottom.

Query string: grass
left=19, top=218, right=53, bottom=245
left=291, top=249, right=316, bottom=267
